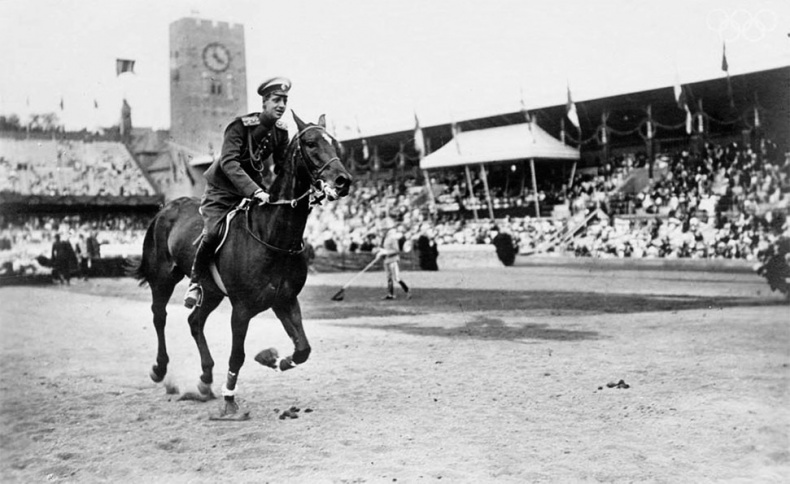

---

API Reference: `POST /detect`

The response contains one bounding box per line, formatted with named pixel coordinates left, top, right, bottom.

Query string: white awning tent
left=420, top=121, right=579, bottom=170
left=419, top=121, right=579, bottom=220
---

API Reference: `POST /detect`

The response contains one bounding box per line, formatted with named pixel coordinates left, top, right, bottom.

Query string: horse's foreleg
left=264, top=298, right=311, bottom=371
left=213, top=308, right=252, bottom=420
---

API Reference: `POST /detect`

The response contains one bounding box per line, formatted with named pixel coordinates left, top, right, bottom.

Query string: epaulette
left=275, top=119, right=288, bottom=131
left=241, top=114, right=261, bottom=127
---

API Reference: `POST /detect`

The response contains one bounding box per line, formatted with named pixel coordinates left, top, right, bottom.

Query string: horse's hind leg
left=184, top=290, right=223, bottom=399
left=149, top=280, right=178, bottom=383
left=258, top=298, right=311, bottom=371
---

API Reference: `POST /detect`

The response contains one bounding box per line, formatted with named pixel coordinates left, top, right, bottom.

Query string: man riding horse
left=184, top=77, right=292, bottom=308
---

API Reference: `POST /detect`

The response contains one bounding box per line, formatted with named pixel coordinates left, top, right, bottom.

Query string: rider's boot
left=184, top=235, right=216, bottom=309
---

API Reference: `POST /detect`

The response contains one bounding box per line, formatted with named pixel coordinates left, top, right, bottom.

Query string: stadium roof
left=420, top=121, right=579, bottom=170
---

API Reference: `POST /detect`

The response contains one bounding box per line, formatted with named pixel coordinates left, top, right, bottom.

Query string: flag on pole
left=721, top=42, right=734, bottom=107
left=566, top=85, right=580, bottom=129
left=721, top=42, right=729, bottom=72
left=59, top=97, right=64, bottom=111
left=361, top=139, right=369, bottom=160
left=94, top=99, right=99, bottom=109
left=673, top=71, right=687, bottom=110
left=413, top=113, right=425, bottom=156
left=450, top=121, right=462, bottom=155
left=355, top=119, right=369, bottom=160
left=116, top=58, right=136, bottom=76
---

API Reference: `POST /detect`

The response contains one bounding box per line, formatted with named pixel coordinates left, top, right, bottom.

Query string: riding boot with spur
left=184, top=236, right=216, bottom=309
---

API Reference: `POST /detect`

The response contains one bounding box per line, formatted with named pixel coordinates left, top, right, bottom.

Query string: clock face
left=202, top=43, right=231, bottom=73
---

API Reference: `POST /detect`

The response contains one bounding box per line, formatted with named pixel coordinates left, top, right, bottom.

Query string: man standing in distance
left=376, top=218, right=412, bottom=300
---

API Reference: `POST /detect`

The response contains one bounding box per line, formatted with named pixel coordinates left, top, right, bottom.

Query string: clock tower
left=169, top=17, right=247, bottom=156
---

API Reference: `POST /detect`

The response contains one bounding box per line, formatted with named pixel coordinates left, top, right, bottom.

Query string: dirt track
left=1, top=263, right=788, bottom=483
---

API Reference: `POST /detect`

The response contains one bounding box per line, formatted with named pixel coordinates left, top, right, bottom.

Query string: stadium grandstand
left=303, top=66, right=788, bottom=280
left=0, top=124, right=165, bottom=280
left=1, top=66, right=788, bottom=288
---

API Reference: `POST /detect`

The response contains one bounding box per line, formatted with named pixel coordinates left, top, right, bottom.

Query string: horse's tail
left=127, top=217, right=157, bottom=286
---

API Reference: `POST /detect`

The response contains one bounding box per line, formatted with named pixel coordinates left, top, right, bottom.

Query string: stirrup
left=184, top=283, right=203, bottom=309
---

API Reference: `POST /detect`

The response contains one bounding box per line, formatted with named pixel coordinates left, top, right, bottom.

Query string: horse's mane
left=276, top=126, right=311, bottom=176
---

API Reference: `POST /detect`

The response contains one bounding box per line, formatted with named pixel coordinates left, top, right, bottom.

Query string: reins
left=267, top=125, right=340, bottom=207
left=238, top=123, right=341, bottom=255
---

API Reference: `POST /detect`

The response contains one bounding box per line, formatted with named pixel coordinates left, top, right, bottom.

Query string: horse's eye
left=306, top=142, right=317, bottom=148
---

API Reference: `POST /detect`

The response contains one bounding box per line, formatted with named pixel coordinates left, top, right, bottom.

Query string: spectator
left=416, top=227, right=439, bottom=271
left=51, top=233, right=78, bottom=285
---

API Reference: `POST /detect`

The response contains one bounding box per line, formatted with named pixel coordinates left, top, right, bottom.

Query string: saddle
left=193, top=202, right=249, bottom=296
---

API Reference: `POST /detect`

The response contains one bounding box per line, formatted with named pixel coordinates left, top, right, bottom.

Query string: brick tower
left=169, top=17, right=247, bottom=156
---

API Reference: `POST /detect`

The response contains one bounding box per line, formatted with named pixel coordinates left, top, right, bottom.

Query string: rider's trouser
left=189, top=225, right=221, bottom=285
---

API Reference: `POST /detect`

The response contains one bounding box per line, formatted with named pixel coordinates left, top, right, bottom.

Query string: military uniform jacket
left=203, top=113, right=290, bottom=199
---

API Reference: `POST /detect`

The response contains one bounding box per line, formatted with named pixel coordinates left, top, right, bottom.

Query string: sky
left=1, top=0, right=788, bottom=139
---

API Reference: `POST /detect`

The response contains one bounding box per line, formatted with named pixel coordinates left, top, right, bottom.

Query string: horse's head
left=292, top=112, right=352, bottom=201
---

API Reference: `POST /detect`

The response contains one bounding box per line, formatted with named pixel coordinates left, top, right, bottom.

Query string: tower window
left=210, top=79, right=223, bottom=95
left=226, top=74, right=234, bottom=100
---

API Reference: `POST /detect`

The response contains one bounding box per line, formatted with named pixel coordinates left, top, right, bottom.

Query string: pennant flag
left=673, top=71, right=687, bottom=110
left=182, top=154, right=196, bottom=186
left=566, top=85, right=580, bottom=129
left=361, top=139, right=369, bottom=160
left=94, top=99, right=99, bottom=109
left=451, top=122, right=462, bottom=154
left=116, top=58, right=136, bottom=76
left=355, top=120, right=369, bottom=160
left=413, top=113, right=425, bottom=156
left=721, top=42, right=729, bottom=72
left=59, top=97, right=64, bottom=111
left=721, top=42, right=734, bottom=107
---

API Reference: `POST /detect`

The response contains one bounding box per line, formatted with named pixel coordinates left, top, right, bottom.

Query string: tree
left=28, top=113, right=61, bottom=132
left=0, top=114, right=22, bottom=131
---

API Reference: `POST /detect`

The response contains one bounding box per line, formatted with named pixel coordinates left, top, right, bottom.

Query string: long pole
left=479, top=163, right=495, bottom=220
left=530, top=158, right=540, bottom=218
left=464, top=165, right=478, bottom=222
left=422, top=169, right=437, bottom=216
left=568, top=160, right=577, bottom=189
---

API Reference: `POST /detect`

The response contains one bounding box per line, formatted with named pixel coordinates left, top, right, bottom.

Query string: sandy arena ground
left=0, top=261, right=788, bottom=483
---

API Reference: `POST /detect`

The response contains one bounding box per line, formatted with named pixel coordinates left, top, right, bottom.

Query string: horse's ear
left=317, top=114, right=326, bottom=128
left=292, top=112, right=307, bottom=132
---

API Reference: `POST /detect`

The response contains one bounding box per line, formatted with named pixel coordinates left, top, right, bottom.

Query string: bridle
left=266, top=124, right=342, bottom=208
left=240, top=124, right=344, bottom=254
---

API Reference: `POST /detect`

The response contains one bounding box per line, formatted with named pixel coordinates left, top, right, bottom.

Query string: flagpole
left=530, top=158, right=540, bottom=219
left=479, top=163, right=495, bottom=220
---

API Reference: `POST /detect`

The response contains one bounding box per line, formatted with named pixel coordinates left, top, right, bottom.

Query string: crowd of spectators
left=0, top=213, right=148, bottom=276
left=304, top=137, right=788, bottom=266
left=1, top=134, right=787, bottom=279
left=0, top=138, right=153, bottom=196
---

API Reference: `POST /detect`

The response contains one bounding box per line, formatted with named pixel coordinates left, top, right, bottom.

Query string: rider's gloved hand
left=252, top=189, right=270, bottom=205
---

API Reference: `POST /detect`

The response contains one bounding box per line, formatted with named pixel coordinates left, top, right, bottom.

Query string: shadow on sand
left=336, top=314, right=602, bottom=342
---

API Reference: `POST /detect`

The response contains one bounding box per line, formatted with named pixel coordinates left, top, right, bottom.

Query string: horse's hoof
left=178, top=382, right=216, bottom=402
left=254, top=348, right=279, bottom=369
left=208, top=400, right=250, bottom=421
left=150, top=365, right=166, bottom=383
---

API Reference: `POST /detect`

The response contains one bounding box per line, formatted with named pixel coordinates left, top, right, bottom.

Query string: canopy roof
left=420, top=121, right=579, bottom=170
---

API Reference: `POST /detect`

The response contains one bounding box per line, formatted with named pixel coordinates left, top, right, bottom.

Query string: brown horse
left=132, top=113, right=351, bottom=419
